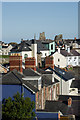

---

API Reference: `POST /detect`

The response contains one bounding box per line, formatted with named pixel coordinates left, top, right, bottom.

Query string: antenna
left=34, top=33, right=36, bottom=39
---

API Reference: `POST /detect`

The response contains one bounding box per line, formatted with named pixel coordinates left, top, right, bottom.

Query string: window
left=45, top=53, right=47, bottom=56
left=51, top=44, right=53, bottom=50
left=58, top=59, right=60, bottom=62
left=24, top=54, right=28, bottom=58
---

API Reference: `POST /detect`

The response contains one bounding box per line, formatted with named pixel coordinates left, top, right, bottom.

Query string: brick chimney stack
left=68, top=97, right=72, bottom=107
left=45, top=56, right=54, bottom=69
left=9, top=54, right=22, bottom=73
left=25, top=57, right=36, bottom=71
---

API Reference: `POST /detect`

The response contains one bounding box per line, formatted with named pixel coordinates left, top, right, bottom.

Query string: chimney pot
left=68, top=97, right=72, bottom=107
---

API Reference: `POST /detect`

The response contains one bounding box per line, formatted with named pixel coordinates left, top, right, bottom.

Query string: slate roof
left=71, top=80, right=80, bottom=90
left=54, top=66, right=75, bottom=81
left=45, top=100, right=68, bottom=114
left=1, top=69, right=38, bottom=92
left=70, top=49, right=80, bottom=56
left=45, top=66, right=74, bottom=81
left=36, top=67, right=53, bottom=74
left=60, top=50, right=71, bottom=56
left=42, top=75, right=59, bottom=87
left=59, top=95, right=80, bottom=101
left=22, top=80, right=38, bottom=92
left=36, top=40, right=49, bottom=53
left=76, top=39, right=80, bottom=45
left=59, top=49, right=80, bottom=57
left=45, top=99, right=80, bottom=117
left=23, top=68, right=41, bottom=76
left=11, top=41, right=31, bottom=52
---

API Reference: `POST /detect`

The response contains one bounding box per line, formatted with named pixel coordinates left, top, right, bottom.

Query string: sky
left=78, top=1, right=80, bottom=38
left=2, top=2, right=78, bottom=43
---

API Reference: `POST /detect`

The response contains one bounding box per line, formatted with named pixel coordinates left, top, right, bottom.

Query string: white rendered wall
left=21, top=51, right=32, bottom=62
left=53, top=52, right=67, bottom=68
left=40, top=50, right=49, bottom=58
left=67, top=56, right=79, bottom=66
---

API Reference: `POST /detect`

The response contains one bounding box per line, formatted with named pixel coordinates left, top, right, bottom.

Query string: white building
left=2, top=44, right=13, bottom=55
left=52, top=48, right=80, bottom=68
left=45, top=66, right=76, bottom=95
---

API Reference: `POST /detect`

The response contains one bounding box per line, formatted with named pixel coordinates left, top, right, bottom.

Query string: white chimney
left=65, top=45, right=67, bottom=51
left=31, top=39, right=37, bottom=66
left=67, top=46, right=70, bottom=53
left=52, top=72, right=54, bottom=82
left=58, top=48, right=60, bottom=53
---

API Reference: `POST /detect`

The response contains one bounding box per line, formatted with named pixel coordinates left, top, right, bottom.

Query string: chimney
left=52, top=72, right=54, bottom=82
left=9, top=53, right=22, bottom=73
left=25, top=57, right=36, bottom=71
left=58, top=47, right=60, bottom=53
left=31, top=39, right=37, bottom=66
left=65, top=44, right=67, bottom=51
left=45, top=56, right=54, bottom=69
left=68, top=97, right=72, bottom=107
left=67, top=46, right=70, bottom=53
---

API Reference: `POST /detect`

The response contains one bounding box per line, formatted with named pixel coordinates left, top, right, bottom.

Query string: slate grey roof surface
left=70, top=49, right=80, bottom=56
left=42, top=74, right=59, bottom=87
left=76, top=39, right=80, bottom=45
left=54, top=66, right=75, bottom=81
left=11, top=42, right=31, bottom=52
left=36, top=67, right=53, bottom=74
left=60, top=50, right=71, bottom=56
left=26, top=80, right=38, bottom=89
left=45, top=66, right=74, bottom=81
left=45, top=99, right=80, bottom=117
left=59, top=49, right=80, bottom=57
left=23, top=68, right=41, bottom=76
left=45, top=100, right=68, bottom=114
left=71, top=80, right=80, bottom=90
left=59, top=95, right=80, bottom=101
left=36, top=40, right=49, bottom=53
left=23, top=80, right=38, bottom=92
left=1, top=69, right=38, bottom=92
left=1, top=69, right=24, bottom=85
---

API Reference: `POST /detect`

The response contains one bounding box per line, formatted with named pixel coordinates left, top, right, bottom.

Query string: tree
left=2, top=92, right=35, bottom=120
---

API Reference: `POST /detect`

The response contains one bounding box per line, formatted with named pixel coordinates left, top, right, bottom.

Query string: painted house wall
left=49, top=41, right=55, bottom=55
left=53, top=72, right=74, bottom=95
left=2, top=85, right=22, bottom=100
left=53, top=52, right=67, bottom=68
left=36, top=83, right=60, bottom=110
left=66, top=56, right=80, bottom=67
left=21, top=51, right=32, bottom=62
left=40, top=50, right=49, bottom=58
left=23, top=86, right=35, bottom=102
left=2, top=85, right=35, bottom=102
left=35, top=112, right=59, bottom=120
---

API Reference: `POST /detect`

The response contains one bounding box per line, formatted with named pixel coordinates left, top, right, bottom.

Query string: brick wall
left=45, top=56, right=54, bottom=69
left=25, top=57, right=36, bottom=71
left=9, top=55, right=22, bottom=73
